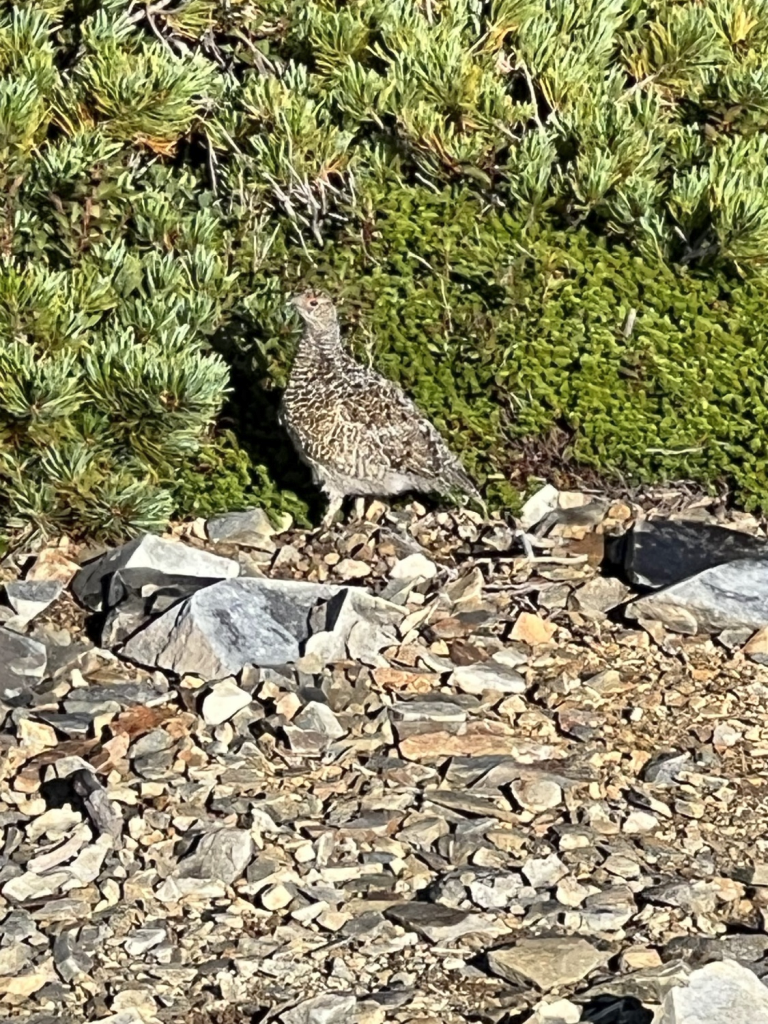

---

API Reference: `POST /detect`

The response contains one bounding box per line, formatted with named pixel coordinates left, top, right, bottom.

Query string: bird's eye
left=308, top=298, right=318, bottom=307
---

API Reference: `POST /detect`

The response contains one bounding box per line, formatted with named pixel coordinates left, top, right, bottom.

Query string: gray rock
left=386, top=902, right=502, bottom=943
left=5, top=580, right=64, bottom=623
left=123, top=927, right=166, bottom=956
left=519, top=484, right=560, bottom=529
left=0, top=628, right=47, bottom=705
left=292, top=701, right=345, bottom=739
left=175, top=827, right=253, bottom=884
left=280, top=994, right=357, bottom=1024
left=428, top=867, right=523, bottom=910
left=35, top=712, right=95, bottom=738
left=70, top=770, right=123, bottom=842
left=72, top=534, right=239, bottom=612
left=653, top=960, right=768, bottom=1024
left=569, top=576, right=630, bottom=617
left=304, top=588, right=404, bottom=667
left=100, top=569, right=226, bottom=646
left=643, top=752, right=691, bottom=785
left=121, top=578, right=341, bottom=678
left=488, top=936, right=608, bottom=990
left=628, top=558, right=768, bottom=634
left=579, top=885, right=636, bottom=931
left=522, top=854, right=569, bottom=889
left=206, top=507, right=276, bottom=549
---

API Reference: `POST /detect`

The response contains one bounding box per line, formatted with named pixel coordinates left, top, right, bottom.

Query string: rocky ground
left=2, top=487, right=768, bottom=1024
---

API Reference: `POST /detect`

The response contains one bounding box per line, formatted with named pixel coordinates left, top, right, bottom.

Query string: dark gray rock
left=628, top=558, right=768, bottom=634
left=609, top=519, right=768, bottom=589
left=100, top=568, right=227, bottom=646
left=0, top=628, right=47, bottom=706
left=72, top=533, right=239, bottom=612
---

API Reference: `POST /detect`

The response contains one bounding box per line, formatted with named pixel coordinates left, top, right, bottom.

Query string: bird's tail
left=445, top=464, right=487, bottom=519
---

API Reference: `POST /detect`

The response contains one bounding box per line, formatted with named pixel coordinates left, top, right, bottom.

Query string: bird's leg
left=321, top=495, right=344, bottom=530
left=353, top=497, right=367, bottom=522
left=518, top=530, right=536, bottom=561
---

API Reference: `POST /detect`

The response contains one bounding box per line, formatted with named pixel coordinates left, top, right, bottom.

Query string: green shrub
left=4, top=0, right=768, bottom=538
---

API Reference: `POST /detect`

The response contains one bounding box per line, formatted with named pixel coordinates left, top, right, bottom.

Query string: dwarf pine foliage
left=3, top=0, right=768, bottom=538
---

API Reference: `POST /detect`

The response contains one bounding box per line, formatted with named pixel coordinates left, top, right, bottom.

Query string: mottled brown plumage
left=280, top=289, right=485, bottom=527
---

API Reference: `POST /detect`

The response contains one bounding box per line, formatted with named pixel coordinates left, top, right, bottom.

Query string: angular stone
left=304, top=588, right=404, bottom=667
left=121, top=578, right=340, bottom=678
left=653, top=960, right=768, bottom=1024
left=510, top=612, right=557, bottom=645
left=72, top=534, right=239, bottom=612
left=0, top=628, right=47, bottom=705
left=519, top=484, right=560, bottom=529
left=281, top=994, right=357, bottom=1024
left=488, top=937, right=608, bottom=990
left=611, top=518, right=768, bottom=589
left=386, top=902, right=502, bottom=944
left=451, top=662, right=526, bottom=695
left=292, top=701, right=345, bottom=739
left=175, top=827, right=253, bottom=884
left=744, top=625, right=768, bottom=665
left=5, top=580, right=64, bottom=623
left=511, top=778, right=563, bottom=813
left=206, top=507, right=276, bottom=548
left=569, top=577, right=629, bottom=617
left=390, top=553, right=438, bottom=581
left=202, top=678, right=252, bottom=726
left=628, top=558, right=768, bottom=634
left=123, top=927, right=166, bottom=956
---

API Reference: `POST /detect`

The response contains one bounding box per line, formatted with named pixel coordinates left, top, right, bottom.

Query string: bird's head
left=289, top=289, right=338, bottom=333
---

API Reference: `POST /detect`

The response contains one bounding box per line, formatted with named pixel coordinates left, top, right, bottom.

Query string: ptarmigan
left=280, top=289, right=486, bottom=527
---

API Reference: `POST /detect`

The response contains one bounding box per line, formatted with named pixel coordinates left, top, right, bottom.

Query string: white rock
left=452, top=661, right=526, bottom=695
left=528, top=998, right=581, bottom=1023
left=653, top=960, right=768, bottom=1024
left=390, top=553, right=438, bottom=581
left=519, top=484, right=559, bottom=529
left=202, top=678, right=252, bottom=726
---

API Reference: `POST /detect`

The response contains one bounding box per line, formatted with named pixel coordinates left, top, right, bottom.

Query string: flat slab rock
left=628, top=557, right=768, bottom=634
left=488, top=936, right=609, bottom=991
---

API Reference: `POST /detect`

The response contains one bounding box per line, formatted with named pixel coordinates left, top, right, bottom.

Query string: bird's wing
left=342, top=371, right=478, bottom=494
